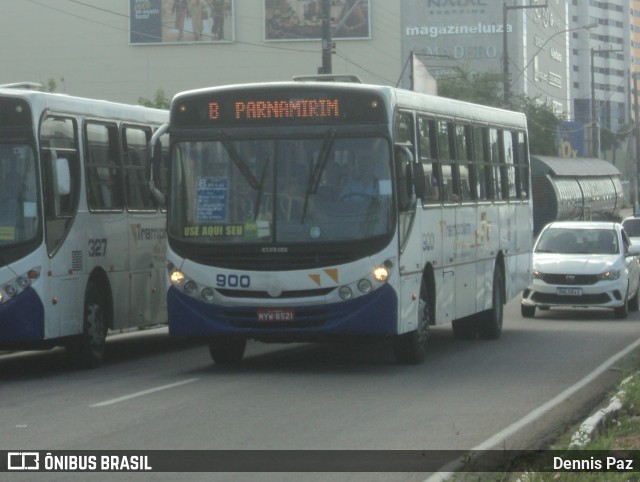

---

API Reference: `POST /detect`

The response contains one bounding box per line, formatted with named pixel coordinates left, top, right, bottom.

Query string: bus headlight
left=373, top=266, right=389, bottom=282
left=3, top=284, right=17, bottom=298
left=170, top=270, right=186, bottom=285
left=0, top=267, right=40, bottom=304
left=339, top=286, right=353, bottom=300
left=16, top=276, right=30, bottom=290
left=357, top=279, right=372, bottom=294
left=183, top=280, right=198, bottom=296
left=201, top=288, right=215, bottom=303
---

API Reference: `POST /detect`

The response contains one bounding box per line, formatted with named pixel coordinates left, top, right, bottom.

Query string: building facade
left=0, top=0, right=401, bottom=104
left=400, top=0, right=571, bottom=115
left=570, top=0, right=630, bottom=141
left=1, top=0, right=636, bottom=165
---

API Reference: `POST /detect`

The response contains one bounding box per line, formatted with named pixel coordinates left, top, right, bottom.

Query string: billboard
left=130, top=0, right=235, bottom=44
left=264, top=0, right=371, bottom=41
left=400, top=0, right=570, bottom=114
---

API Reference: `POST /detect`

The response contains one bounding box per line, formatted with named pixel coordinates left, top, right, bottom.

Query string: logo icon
left=8, top=452, right=39, bottom=470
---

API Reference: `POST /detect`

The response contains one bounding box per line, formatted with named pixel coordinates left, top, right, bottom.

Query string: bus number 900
left=216, top=274, right=251, bottom=288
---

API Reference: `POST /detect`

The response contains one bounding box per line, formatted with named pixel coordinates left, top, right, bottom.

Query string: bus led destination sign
left=173, top=88, right=386, bottom=127
left=208, top=98, right=341, bottom=122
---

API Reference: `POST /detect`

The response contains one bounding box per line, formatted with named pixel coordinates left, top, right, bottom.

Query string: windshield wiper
left=301, top=129, right=335, bottom=223
left=220, top=132, right=259, bottom=190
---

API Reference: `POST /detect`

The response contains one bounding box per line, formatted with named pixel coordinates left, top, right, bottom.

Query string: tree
left=45, top=77, right=64, bottom=93
left=600, top=125, right=629, bottom=162
left=435, top=67, right=560, bottom=155
left=513, top=96, right=559, bottom=156
left=436, top=68, right=502, bottom=108
left=138, top=89, right=171, bottom=109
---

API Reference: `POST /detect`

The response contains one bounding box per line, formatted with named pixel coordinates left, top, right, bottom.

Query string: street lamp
left=590, top=47, right=624, bottom=157
left=509, top=22, right=598, bottom=88
left=503, top=1, right=548, bottom=107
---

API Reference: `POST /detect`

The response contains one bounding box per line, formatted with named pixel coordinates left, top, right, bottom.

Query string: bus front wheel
left=393, top=282, right=430, bottom=364
left=66, top=281, right=108, bottom=368
left=209, top=337, right=247, bottom=365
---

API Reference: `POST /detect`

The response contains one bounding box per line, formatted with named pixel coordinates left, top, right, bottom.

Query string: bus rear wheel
left=393, top=282, right=430, bottom=364
left=209, top=337, right=247, bottom=365
left=66, top=282, right=108, bottom=368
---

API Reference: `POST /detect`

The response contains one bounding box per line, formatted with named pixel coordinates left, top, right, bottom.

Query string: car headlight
left=600, top=269, right=621, bottom=281
left=533, top=269, right=544, bottom=279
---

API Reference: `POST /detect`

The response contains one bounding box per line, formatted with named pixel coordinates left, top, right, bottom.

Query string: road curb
left=568, top=375, right=633, bottom=448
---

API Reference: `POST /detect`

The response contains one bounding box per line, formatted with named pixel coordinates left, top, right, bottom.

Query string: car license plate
left=556, top=287, right=582, bottom=296
left=257, top=308, right=296, bottom=322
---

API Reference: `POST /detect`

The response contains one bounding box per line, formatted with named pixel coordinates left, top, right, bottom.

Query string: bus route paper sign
left=196, top=178, right=228, bottom=222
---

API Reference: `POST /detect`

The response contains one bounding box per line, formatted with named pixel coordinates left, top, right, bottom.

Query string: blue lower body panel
left=0, top=288, right=45, bottom=342
left=168, top=283, right=398, bottom=339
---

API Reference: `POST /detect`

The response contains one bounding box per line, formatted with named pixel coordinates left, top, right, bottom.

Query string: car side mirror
left=627, top=245, right=640, bottom=257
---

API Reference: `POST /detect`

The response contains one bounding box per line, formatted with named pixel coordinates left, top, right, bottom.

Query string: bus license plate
left=257, top=308, right=296, bottom=322
left=556, top=287, right=582, bottom=296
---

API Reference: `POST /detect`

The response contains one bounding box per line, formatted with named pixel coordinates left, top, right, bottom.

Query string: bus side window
left=515, top=131, right=530, bottom=199
left=437, top=121, right=460, bottom=203
left=123, top=126, right=154, bottom=211
left=455, top=124, right=472, bottom=202
left=85, top=122, right=124, bottom=211
left=472, top=126, right=490, bottom=201
left=488, top=128, right=502, bottom=200
left=418, top=116, right=439, bottom=204
left=502, top=131, right=517, bottom=200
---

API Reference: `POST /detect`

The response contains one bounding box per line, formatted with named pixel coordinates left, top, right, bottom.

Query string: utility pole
left=320, top=0, right=332, bottom=74
left=502, top=1, right=547, bottom=108
left=590, top=47, right=624, bottom=158
left=634, top=72, right=640, bottom=206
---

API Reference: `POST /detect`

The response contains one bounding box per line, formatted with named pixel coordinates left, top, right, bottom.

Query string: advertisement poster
left=265, top=0, right=370, bottom=41
left=130, top=0, right=235, bottom=44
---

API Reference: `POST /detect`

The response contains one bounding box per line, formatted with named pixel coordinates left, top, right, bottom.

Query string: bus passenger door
left=454, top=205, right=477, bottom=319
left=499, top=203, right=517, bottom=300
left=127, top=212, right=167, bottom=326
left=439, top=205, right=456, bottom=323
left=476, top=205, right=497, bottom=312
left=399, top=205, right=423, bottom=334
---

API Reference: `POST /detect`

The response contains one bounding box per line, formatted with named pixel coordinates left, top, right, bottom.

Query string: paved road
left=3, top=297, right=640, bottom=481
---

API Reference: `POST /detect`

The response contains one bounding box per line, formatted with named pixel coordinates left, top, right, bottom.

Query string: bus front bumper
left=0, top=287, right=45, bottom=343
left=167, top=283, right=398, bottom=339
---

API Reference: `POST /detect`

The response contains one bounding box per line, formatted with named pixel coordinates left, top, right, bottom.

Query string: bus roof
left=0, top=88, right=168, bottom=124
left=172, top=81, right=527, bottom=129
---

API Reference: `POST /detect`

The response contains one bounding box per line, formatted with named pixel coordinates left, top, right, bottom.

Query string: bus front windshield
left=169, top=136, right=393, bottom=245
left=0, top=143, right=39, bottom=246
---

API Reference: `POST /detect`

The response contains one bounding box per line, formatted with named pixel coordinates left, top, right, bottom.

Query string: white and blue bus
left=150, top=79, right=532, bottom=365
left=0, top=88, right=168, bottom=367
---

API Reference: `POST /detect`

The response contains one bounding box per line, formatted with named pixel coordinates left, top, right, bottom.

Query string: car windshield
left=536, top=228, right=619, bottom=255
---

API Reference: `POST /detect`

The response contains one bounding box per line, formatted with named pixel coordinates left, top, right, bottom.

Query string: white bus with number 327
left=0, top=88, right=168, bottom=367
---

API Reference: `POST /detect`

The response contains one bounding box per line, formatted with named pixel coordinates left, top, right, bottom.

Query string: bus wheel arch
left=66, top=269, right=112, bottom=368
left=422, top=264, right=436, bottom=326
left=478, top=254, right=505, bottom=340
left=393, top=266, right=433, bottom=364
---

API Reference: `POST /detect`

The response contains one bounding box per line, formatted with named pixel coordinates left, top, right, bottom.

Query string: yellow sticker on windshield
left=0, top=227, right=15, bottom=241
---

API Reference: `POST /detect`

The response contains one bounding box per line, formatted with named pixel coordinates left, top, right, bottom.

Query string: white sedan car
left=521, top=221, right=640, bottom=319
